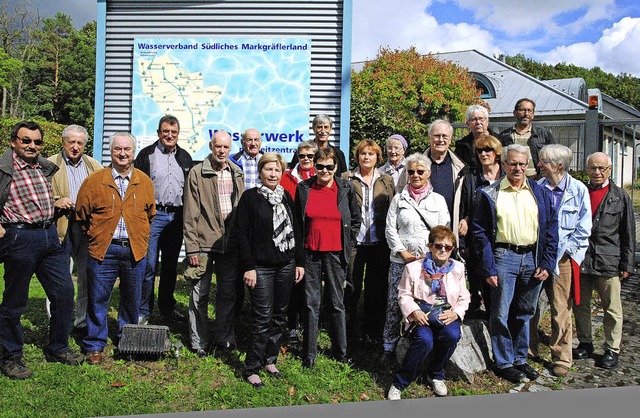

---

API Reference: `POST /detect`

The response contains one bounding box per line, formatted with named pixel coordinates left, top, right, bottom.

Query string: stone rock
left=396, top=319, right=493, bottom=383
left=528, top=384, right=552, bottom=392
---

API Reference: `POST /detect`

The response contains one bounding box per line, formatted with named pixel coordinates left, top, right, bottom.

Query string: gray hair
left=465, top=105, right=489, bottom=122
left=404, top=153, right=432, bottom=171
left=503, top=143, right=530, bottom=160
left=297, top=140, right=318, bottom=153
left=62, top=124, right=89, bottom=143
left=586, top=152, right=612, bottom=166
left=312, top=114, right=333, bottom=129
left=540, top=144, right=572, bottom=173
left=428, top=119, right=453, bottom=137
left=109, top=132, right=136, bottom=153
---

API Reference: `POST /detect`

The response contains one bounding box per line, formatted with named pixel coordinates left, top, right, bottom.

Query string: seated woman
left=387, top=225, right=470, bottom=400
left=236, top=152, right=305, bottom=389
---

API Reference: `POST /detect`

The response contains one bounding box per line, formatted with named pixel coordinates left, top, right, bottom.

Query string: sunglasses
left=16, top=137, right=45, bottom=146
left=315, top=163, right=336, bottom=171
left=299, top=153, right=315, bottom=160
left=476, top=147, right=494, bottom=154
left=407, top=169, right=426, bottom=176
left=430, top=243, right=454, bottom=252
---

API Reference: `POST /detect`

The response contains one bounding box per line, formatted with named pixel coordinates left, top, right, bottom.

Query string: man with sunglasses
left=573, top=152, right=635, bottom=369
left=0, top=121, right=84, bottom=379
left=500, top=98, right=555, bottom=178
left=471, top=143, right=558, bottom=384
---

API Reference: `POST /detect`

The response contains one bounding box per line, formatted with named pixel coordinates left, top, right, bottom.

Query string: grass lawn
left=0, top=265, right=509, bottom=417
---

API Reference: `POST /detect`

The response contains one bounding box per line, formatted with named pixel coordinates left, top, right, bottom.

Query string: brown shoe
left=552, top=364, right=569, bottom=377
left=86, top=350, right=103, bottom=365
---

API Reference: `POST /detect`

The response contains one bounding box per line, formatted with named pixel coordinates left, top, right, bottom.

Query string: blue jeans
left=83, top=243, right=146, bottom=352
left=393, top=317, right=461, bottom=390
left=0, top=224, right=74, bottom=358
left=302, top=250, right=347, bottom=361
left=244, top=260, right=295, bottom=375
left=489, top=247, right=542, bottom=369
left=140, top=209, right=183, bottom=318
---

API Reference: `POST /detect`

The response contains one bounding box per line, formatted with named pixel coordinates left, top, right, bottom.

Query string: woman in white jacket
left=387, top=226, right=470, bottom=399
left=379, top=153, right=450, bottom=364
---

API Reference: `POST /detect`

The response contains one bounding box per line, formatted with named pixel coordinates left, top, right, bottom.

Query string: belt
left=495, top=242, right=536, bottom=254
left=111, top=238, right=130, bottom=247
left=156, top=204, right=182, bottom=213
left=1, top=219, right=54, bottom=230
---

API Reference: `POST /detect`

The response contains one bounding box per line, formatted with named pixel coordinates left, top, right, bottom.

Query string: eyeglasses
left=16, top=137, right=44, bottom=146
left=587, top=165, right=611, bottom=172
left=407, top=169, right=426, bottom=176
left=387, top=146, right=403, bottom=152
left=430, top=243, right=454, bottom=252
left=506, top=162, right=528, bottom=168
left=315, top=163, right=336, bottom=171
left=476, top=147, right=494, bottom=154
left=299, top=153, right=315, bottom=160
left=469, top=117, right=487, bottom=123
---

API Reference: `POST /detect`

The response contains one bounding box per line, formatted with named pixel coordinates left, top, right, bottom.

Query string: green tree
left=351, top=47, right=480, bottom=156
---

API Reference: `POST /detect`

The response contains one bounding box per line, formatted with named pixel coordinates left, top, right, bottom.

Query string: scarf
left=257, top=184, right=296, bottom=252
left=421, top=252, right=454, bottom=296
left=408, top=181, right=432, bottom=203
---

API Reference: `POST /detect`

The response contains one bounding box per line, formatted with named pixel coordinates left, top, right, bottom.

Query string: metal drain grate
left=119, top=324, right=172, bottom=355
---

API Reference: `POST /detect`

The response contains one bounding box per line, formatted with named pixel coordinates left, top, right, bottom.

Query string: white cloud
left=543, top=17, right=640, bottom=76
left=352, top=0, right=499, bottom=62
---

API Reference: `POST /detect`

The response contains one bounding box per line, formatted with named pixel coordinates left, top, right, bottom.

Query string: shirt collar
left=62, top=152, right=84, bottom=168
left=111, top=166, right=131, bottom=180
left=500, top=176, right=530, bottom=191
left=589, top=179, right=610, bottom=189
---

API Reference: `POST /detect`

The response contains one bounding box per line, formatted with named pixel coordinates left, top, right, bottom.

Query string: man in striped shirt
left=0, top=121, right=84, bottom=380
left=46, top=125, right=103, bottom=337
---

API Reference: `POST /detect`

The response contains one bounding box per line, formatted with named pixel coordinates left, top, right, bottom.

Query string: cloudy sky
left=15, top=0, right=640, bottom=76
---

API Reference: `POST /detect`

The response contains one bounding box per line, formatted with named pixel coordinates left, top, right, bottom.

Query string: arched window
left=470, top=72, right=496, bottom=99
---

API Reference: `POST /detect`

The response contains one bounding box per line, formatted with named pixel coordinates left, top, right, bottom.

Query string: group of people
left=0, top=101, right=634, bottom=405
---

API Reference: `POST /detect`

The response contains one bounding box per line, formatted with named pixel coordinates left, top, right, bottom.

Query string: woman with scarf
left=387, top=225, right=470, bottom=400
left=380, top=153, right=450, bottom=365
left=236, top=152, right=305, bottom=389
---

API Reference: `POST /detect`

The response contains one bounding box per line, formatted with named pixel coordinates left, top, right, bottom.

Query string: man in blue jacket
left=471, top=144, right=558, bottom=383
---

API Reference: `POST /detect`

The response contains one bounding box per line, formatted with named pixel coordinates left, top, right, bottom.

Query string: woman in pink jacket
left=387, top=226, right=470, bottom=400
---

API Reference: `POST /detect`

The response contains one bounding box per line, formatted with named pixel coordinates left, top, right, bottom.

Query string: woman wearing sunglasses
left=294, top=146, right=361, bottom=369
left=380, top=153, right=450, bottom=366
left=387, top=225, right=470, bottom=400
left=342, top=139, right=395, bottom=345
left=460, top=135, right=505, bottom=318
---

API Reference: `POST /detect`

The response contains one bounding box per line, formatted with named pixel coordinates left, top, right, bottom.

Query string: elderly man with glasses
left=471, top=143, right=558, bottom=384
left=454, top=104, right=511, bottom=174
left=572, top=152, right=635, bottom=369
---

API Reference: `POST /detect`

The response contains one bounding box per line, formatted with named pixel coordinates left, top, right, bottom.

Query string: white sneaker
left=432, top=379, right=448, bottom=396
left=387, top=385, right=402, bottom=400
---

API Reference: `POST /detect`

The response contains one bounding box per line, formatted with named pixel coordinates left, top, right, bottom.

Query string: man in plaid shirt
left=230, top=128, right=263, bottom=189
left=0, top=121, right=84, bottom=380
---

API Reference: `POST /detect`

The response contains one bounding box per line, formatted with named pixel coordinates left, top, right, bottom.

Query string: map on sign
left=132, top=38, right=311, bottom=161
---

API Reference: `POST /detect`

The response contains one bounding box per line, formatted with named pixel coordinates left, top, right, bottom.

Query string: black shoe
left=334, top=354, right=350, bottom=364
left=515, top=363, right=539, bottom=380
left=600, top=349, right=619, bottom=369
left=302, top=358, right=315, bottom=369
left=495, top=366, right=527, bottom=383
left=573, top=342, right=594, bottom=359
left=71, top=326, right=88, bottom=339
left=0, top=356, right=33, bottom=380
left=44, top=349, right=84, bottom=365
left=162, top=309, right=187, bottom=323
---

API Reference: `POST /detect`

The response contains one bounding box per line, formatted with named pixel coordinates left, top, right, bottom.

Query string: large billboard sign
left=132, top=37, right=311, bottom=161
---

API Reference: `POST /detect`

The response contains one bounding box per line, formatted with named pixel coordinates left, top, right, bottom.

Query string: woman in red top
left=294, top=147, right=361, bottom=368
left=280, top=140, right=317, bottom=201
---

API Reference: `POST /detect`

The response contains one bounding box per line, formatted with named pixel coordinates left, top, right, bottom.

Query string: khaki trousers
left=573, top=273, right=623, bottom=353
left=530, top=254, right=573, bottom=367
